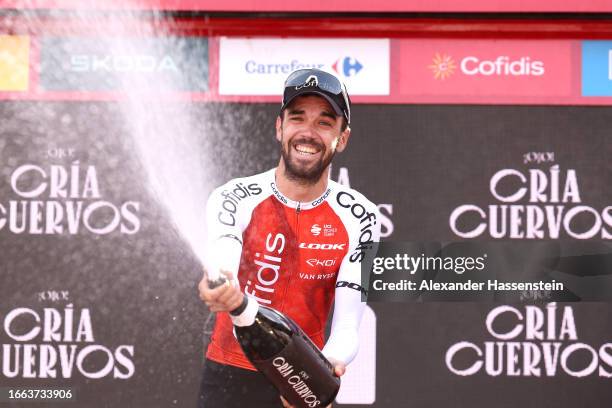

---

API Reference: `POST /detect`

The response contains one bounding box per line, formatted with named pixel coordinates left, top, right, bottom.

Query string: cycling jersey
left=204, top=168, right=380, bottom=371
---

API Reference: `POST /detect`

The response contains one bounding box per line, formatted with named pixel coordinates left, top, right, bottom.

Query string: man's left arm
left=322, top=202, right=381, bottom=373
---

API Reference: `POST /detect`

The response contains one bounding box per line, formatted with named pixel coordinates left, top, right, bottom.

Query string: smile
left=294, top=144, right=320, bottom=155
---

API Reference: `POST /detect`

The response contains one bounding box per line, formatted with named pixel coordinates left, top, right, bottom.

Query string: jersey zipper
left=295, top=203, right=301, bottom=253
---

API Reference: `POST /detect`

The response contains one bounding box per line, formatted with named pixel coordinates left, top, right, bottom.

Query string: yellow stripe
left=0, top=35, right=30, bottom=91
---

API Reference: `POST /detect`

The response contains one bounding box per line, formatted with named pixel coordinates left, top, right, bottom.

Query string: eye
left=319, top=121, right=332, bottom=127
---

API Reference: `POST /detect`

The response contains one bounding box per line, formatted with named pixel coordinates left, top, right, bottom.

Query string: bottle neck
left=235, top=305, right=294, bottom=361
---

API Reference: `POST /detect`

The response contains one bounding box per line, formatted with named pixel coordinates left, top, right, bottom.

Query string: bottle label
left=253, top=334, right=340, bottom=408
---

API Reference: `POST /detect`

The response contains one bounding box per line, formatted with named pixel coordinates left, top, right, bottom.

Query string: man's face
left=276, top=95, right=350, bottom=183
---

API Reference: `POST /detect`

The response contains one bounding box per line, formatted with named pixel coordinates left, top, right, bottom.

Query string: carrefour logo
left=244, top=57, right=364, bottom=78
left=429, top=52, right=544, bottom=80
left=332, top=56, right=363, bottom=77
left=245, top=60, right=325, bottom=74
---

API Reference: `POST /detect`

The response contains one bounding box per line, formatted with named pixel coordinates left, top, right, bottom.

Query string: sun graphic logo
left=429, top=53, right=457, bottom=80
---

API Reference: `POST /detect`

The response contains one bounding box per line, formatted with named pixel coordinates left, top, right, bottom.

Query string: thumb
left=220, top=270, right=236, bottom=283
left=327, top=358, right=346, bottom=377
left=334, top=363, right=346, bottom=377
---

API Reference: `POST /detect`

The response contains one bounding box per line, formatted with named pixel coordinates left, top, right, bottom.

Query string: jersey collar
left=269, top=169, right=332, bottom=210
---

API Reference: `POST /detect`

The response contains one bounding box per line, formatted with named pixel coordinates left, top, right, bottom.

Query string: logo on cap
left=296, top=75, right=319, bottom=90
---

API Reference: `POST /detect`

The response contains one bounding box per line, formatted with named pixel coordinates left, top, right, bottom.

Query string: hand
left=280, top=396, right=292, bottom=408
left=328, top=358, right=346, bottom=377
left=279, top=359, right=345, bottom=408
left=328, top=357, right=346, bottom=377
left=280, top=396, right=332, bottom=408
left=198, top=269, right=244, bottom=313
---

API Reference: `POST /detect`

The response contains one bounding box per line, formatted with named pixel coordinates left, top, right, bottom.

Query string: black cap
left=281, top=68, right=351, bottom=124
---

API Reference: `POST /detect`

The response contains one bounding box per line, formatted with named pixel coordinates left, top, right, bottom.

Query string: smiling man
left=198, top=68, right=380, bottom=408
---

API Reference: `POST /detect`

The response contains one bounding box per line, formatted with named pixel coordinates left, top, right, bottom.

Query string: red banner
left=2, top=0, right=612, bottom=12
left=398, top=40, right=576, bottom=99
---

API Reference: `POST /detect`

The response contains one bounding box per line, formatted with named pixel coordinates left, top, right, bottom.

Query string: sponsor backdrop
left=40, top=37, right=209, bottom=92
left=6, top=34, right=612, bottom=105
left=399, top=39, right=574, bottom=98
left=0, top=31, right=611, bottom=408
left=218, top=38, right=389, bottom=96
left=1, top=101, right=610, bottom=407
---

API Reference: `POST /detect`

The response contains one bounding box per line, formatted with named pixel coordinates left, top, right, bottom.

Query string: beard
left=280, top=132, right=336, bottom=185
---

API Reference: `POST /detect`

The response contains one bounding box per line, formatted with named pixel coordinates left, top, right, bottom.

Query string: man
left=198, top=68, right=380, bottom=407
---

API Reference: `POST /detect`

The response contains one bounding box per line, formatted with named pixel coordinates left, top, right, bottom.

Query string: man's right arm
left=202, top=185, right=244, bottom=280
left=198, top=185, right=245, bottom=312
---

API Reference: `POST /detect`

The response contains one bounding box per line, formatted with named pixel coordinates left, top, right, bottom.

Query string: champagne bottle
left=232, top=299, right=340, bottom=408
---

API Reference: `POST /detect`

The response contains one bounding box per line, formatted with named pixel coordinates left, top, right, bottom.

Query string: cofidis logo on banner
left=581, top=41, right=612, bottom=96
left=218, top=38, right=389, bottom=95
left=400, top=40, right=572, bottom=97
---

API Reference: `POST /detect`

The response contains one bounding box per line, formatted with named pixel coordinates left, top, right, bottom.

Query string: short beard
left=280, top=132, right=336, bottom=185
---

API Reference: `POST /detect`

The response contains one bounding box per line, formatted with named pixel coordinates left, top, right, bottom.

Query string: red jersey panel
left=204, top=168, right=379, bottom=370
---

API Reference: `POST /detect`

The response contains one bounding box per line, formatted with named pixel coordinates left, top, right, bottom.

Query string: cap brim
left=280, top=89, right=344, bottom=118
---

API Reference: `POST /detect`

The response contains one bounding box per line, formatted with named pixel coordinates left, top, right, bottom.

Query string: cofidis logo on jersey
left=400, top=39, right=572, bottom=97
left=581, top=41, right=612, bottom=96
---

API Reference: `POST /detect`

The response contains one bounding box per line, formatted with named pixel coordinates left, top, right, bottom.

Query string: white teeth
left=295, top=144, right=318, bottom=155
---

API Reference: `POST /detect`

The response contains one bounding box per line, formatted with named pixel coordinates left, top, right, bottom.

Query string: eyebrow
left=320, top=111, right=337, bottom=121
left=287, top=109, right=338, bottom=121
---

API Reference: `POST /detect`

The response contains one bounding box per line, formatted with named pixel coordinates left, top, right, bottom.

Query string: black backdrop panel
left=0, top=102, right=610, bottom=407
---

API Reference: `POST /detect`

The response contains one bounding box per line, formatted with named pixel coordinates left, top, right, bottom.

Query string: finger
left=203, top=282, right=231, bottom=302
left=220, top=270, right=235, bottom=282
left=212, top=289, right=243, bottom=313
left=280, top=396, right=292, bottom=408
left=209, top=304, right=227, bottom=313
left=227, top=291, right=244, bottom=311
left=198, top=277, right=208, bottom=293
left=220, top=292, right=241, bottom=312
left=216, top=284, right=238, bottom=305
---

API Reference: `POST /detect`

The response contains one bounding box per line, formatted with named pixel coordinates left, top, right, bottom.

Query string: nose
left=296, top=120, right=317, bottom=139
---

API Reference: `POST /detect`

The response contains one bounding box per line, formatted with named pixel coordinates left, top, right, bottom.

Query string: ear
left=335, top=126, right=351, bottom=153
left=275, top=116, right=282, bottom=142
